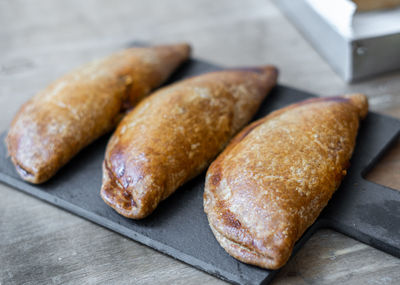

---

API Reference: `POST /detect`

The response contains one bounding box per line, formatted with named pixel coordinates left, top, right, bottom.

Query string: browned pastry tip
left=343, top=93, right=369, bottom=119
left=6, top=43, right=191, bottom=184
left=100, top=66, right=279, bottom=219
left=160, top=42, right=191, bottom=57
left=101, top=160, right=141, bottom=218
left=260, top=65, right=279, bottom=78
left=204, top=93, right=368, bottom=269
left=256, top=65, right=279, bottom=85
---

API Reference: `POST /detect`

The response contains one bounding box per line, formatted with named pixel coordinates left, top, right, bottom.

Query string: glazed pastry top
left=101, top=66, right=278, bottom=219
left=6, top=44, right=190, bottom=183
left=204, top=94, right=368, bottom=269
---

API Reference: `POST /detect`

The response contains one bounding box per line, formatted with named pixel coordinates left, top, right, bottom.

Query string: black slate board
left=1, top=59, right=400, bottom=285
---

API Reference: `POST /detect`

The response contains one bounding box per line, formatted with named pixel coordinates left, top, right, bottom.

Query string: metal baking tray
left=1, top=59, right=399, bottom=285
left=274, top=0, right=400, bottom=82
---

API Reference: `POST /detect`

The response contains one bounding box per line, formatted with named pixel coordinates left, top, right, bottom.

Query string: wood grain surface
left=1, top=0, right=399, bottom=284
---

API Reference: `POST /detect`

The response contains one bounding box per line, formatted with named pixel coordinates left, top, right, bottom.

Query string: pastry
left=6, top=43, right=191, bottom=183
left=204, top=94, right=368, bottom=269
left=101, top=66, right=278, bottom=219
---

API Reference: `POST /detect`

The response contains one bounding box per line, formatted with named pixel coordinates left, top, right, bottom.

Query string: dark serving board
left=1, top=59, right=400, bottom=285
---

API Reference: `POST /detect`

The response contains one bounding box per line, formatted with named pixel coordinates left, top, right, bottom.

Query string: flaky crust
left=6, top=44, right=191, bottom=183
left=101, top=66, right=278, bottom=219
left=204, top=94, right=368, bottom=269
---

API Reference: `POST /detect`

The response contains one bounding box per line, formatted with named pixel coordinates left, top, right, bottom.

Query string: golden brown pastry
left=6, top=43, right=191, bottom=184
left=204, top=94, right=368, bottom=269
left=101, top=66, right=278, bottom=219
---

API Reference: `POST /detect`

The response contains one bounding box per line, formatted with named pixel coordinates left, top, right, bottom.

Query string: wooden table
left=1, top=0, right=399, bottom=284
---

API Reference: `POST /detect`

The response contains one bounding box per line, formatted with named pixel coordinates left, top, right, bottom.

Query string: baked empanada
left=101, top=66, right=278, bottom=219
left=6, top=43, right=190, bottom=183
left=204, top=94, right=368, bottom=269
